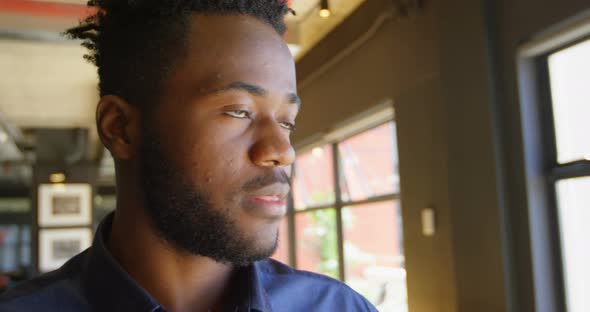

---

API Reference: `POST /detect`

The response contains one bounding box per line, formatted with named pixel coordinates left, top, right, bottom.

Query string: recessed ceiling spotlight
left=319, top=0, right=331, bottom=18
left=312, top=147, right=324, bottom=158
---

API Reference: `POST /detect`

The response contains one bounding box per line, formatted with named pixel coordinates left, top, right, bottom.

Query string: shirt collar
left=250, top=262, right=273, bottom=312
left=80, top=212, right=273, bottom=312
left=231, top=261, right=273, bottom=312
left=80, top=212, right=161, bottom=312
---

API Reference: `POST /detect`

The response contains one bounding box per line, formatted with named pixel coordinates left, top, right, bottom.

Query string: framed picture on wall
left=38, top=184, right=92, bottom=227
left=38, top=228, right=92, bottom=272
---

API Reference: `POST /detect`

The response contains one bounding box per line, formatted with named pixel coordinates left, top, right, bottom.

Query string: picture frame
left=38, top=183, right=92, bottom=227
left=38, top=228, right=92, bottom=273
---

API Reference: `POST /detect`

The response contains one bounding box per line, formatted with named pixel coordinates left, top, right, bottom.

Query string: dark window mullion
left=545, top=178, right=567, bottom=312
left=538, top=56, right=559, bottom=167
left=341, top=193, right=400, bottom=207
left=540, top=54, right=567, bottom=312
left=333, top=143, right=346, bottom=282
left=549, top=160, right=590, bottom=181
left=292, top=193, right=400, bottom=214
left=293, top=203, right=336, bottom=213
left=287, top=184, right=297, bottom=268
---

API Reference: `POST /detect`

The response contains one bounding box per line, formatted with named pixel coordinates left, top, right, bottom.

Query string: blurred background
left=0, top=0, right=589, bottom=311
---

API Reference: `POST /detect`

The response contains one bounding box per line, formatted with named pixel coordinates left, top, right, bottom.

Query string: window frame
left=517, top=14, right=590, bottom=312
left=281, top=106, right=402, bottom=284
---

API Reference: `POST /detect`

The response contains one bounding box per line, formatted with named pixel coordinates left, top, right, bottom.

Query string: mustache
left=242, top=170, right=291, bottom=192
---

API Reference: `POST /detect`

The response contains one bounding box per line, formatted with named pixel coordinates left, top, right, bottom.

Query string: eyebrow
left=215, top=81, right=301, bottom=108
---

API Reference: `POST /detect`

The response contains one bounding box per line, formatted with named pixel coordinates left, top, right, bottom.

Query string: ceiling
left=0, top=0, right=367, bottom=186
left=286, top=0, right=366, bottom=60
left=0, top=0, right=367, bottom=59
left=0, top=39, right=98, bottom=132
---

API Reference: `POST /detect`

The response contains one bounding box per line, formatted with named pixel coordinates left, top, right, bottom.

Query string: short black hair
left=65, top=0, right=292, bottom=109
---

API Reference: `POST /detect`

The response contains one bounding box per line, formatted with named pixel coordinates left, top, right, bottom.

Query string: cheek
left=201, top=154, right=250, bottom=209
left=172, top=112, right=255, bottom=192
left=182, top=134, right=251, bottom=197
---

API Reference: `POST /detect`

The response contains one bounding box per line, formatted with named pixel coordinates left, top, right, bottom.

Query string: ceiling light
left=312, top=147, right=324, bottom=158
left=287, top=44, right=302, bottom=57
left=319, top=9, right=331, bottom=18
left=49, top=173, right=66, bottom=184
left=319, top=0, right=331, bottom=18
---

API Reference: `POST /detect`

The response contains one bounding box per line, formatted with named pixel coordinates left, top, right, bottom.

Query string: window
left=0, top=198, right=33, bottom=289
left=518, top=23, right=590, bottom=312
left=272, top=217, right=290, bottom=265
left=0, top=224, right=32, bottom=292
left=0, top=225, right=31, bottom=273
left=547, top=40, right=590, bottom=164
left=272, top=118, right=408, bottom=312
left=545, top=38, right=590, bottom=312
left=293, top=145, right=335, bottom=209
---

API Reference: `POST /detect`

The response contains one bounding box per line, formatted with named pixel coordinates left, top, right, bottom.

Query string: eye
left=279, top=122, right=297, bottom=132
left=224, top=110, right=251, bottom=119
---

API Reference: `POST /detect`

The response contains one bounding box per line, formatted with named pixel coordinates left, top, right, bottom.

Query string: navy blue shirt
left=0, top=213, right=377, bottom=311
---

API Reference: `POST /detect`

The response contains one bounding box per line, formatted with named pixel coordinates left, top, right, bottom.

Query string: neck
left=107, top=202, right=234, bottom=312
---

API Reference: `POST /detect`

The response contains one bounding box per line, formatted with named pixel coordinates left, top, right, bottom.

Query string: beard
left=139, top=128, right=284, bottom=266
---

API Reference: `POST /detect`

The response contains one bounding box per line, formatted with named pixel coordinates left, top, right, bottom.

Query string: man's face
left=139, top=14, right=298, bottom=265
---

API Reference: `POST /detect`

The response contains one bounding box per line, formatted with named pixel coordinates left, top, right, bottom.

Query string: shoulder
left=0, top=252, right=88, bottom=312
left=257, top=259, right=378, bottom=311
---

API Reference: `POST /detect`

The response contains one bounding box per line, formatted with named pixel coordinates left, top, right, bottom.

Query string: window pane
left=295, top=209, right=339, bottom=279
left=343, top=201, right=407, bottom=312
left=271, top=217, right=290, bottom=264
left=0, top=225, right=31, bottom=290
left=0, top=225, right=19, bottom=272
left=556, top=176, right=590, bottom=312
left=293, top=145, right=335, bottom=210
left=338, top=122, right=399, bottom=202
left=548, top=39, right=590, bottom=163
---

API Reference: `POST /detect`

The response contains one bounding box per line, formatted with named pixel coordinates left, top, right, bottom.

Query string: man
left=0, top=1, right=377, bottom=311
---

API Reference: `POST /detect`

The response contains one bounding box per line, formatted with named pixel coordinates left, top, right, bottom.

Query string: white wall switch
left=421, top=207, right=436, bottom=236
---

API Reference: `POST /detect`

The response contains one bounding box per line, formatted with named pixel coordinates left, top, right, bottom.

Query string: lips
left=247, top=183, right=290, bottom=202
left=243, top=183, right=290, bottom=219
left=251, top=195, right=286, bottom=203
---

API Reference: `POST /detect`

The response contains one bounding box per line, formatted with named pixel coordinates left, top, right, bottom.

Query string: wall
left=294, top=0, right=458, bottom=311
left=31, top=162, right=97, bottom=275
left=294, top=0, right=590, bottom=311
left=0, top=38, right=101, bottom=158
left=433, top=0, right=509, bottom=310
left=493, top=0, right=590, bottom=311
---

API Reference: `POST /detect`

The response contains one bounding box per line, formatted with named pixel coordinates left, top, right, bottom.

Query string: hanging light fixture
left=319, top=0, right=331, bottom=18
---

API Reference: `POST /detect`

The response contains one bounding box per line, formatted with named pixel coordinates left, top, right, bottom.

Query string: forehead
left=167, top=14, right=296, bottom=94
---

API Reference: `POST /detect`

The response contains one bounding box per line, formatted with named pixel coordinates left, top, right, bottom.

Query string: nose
left=249, top=118, right=295, bottom=168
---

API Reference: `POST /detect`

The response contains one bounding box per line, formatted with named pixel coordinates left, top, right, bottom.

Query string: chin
left=242, top=224, right=280, bottom=259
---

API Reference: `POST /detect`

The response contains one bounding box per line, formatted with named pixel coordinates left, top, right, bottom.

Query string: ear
left=96, top=95, right=141, bottom=160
